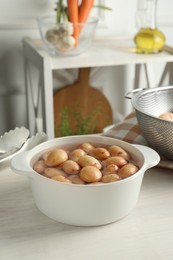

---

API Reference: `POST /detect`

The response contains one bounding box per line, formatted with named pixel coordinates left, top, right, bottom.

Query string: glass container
left=37, top=16, right=98, bottom=57
left=134, top=0, right=165, bottom=54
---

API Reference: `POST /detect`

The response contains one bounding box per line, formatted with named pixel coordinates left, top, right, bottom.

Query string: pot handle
left=10, top=151, right=32, bottom=177
left=133, top=144, right=160, bottom=170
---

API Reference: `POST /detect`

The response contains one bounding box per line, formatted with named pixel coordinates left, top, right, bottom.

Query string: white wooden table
left=1, top=166, right=173, bottom=260
left=23, top=37, right=173, bottom=139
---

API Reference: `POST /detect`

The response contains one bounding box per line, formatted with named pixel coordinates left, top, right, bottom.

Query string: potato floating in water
left=68, top=175, right=85, bottom=185
left=103, top=156, right=127, bottom=167
left=101, top=174, right=120, bottom=183
left=62, top=160, right=80, bottom=175
left=108, top=145, right=131, bottom=160
left=69, top=149, right=86, bottom=162
left=33, top=142, right=140, bottom=185
left=78, top=143, right=95, bottom=153
left=78, top=155, right=102, bottom=169
left=89, top=147, right=110, bottom=160
left=102, top=164, right=119, bottom=175
left=52, top=175, right=72, bottom=183
left=118, top=163, right=139, bottom=179
left=45, top=149, right=68, bottom=166
left=44, top=168, right=66, bottom=178
left=33, top=160, right=46, bottom=174
left=80, top=166, right=102, bottom=183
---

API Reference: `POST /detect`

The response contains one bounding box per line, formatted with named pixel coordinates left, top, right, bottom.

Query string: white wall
left=0, top=0, right=173, bottom=135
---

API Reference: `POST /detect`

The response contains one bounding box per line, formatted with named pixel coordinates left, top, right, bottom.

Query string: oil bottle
left=134, top=0, right=165, bottom=53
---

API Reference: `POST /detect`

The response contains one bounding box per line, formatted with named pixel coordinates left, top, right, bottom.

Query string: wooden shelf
left=23, top=36, right=173, bottom=139
left=24, top=36, right=173, bottom=69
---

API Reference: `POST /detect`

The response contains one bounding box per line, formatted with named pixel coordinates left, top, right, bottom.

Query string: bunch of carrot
left=67, top=0, right=94, bottom=44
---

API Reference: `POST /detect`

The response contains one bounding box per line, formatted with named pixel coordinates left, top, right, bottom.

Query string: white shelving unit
left=23, top=37, right=173, bottom=139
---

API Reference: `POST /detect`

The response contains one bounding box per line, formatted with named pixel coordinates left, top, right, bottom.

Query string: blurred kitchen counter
left=1, top=166, right=173, bottom=260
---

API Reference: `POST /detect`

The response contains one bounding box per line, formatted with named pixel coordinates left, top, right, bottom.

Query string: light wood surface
left=1, top=166, right=173, bottom=260
left=54, top=68, right=113, bottom=136
left=24, top=37, right=173, bottom=69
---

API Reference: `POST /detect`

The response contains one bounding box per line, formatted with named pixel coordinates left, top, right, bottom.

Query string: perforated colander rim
left=131, top=85, right=173, bottom=124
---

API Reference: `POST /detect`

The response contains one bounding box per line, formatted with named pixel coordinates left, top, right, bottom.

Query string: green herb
left=73, top=109, right=96, bottom=135
left=55, top=0, right=68, bottom=23
left=55, top=106, right=98, bottom=137
left=93, top=5, right=112, bottom=11
left=55, top=107, right=74, bottom=136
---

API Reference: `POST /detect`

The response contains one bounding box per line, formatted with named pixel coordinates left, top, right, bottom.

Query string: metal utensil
left=127, top=86, right=173, bottom=159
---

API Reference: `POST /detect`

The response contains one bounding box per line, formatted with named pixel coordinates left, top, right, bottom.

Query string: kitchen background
left=0, top=0, right=172, bottom=135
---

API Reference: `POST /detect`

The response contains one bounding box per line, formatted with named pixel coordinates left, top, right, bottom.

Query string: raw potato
left=118, top=163, right=139, bottom=179
left=101, top=174, right=120, bottom=183
left=52, top=175, right=72, bottom=183
left=88, top=182, right=103, bottom=185
left=33, top=142, right=140, bottom=185
left=80, top=166, right=102, bottom=183
left=159, top=112, right=173, bottom=121
left=42, top=150, right=51, bottom=161
left=33, top=160, right=47, bottom=174
left=102, top=164, right=119, bottom=175
left=108, top=145, right=131, bottom=160
left=44, top=167, right=66, bottom=178
left=69, top=149, right=86, bottom=161
left=78, top=155, right=102, bottom=169
left=89, top=147, right=110, bottom=160
left=45, top=149, right=68, bottom=166
left=62, top=160, right=80, bottom=174
left=103, top=156, right=127, bottom=167
left=78, top=143, right=95, bottom=153
left=68, top=175, right=85, bottom=184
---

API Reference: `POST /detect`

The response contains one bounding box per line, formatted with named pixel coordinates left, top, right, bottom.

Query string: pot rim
left=11, top=135, right=159, bottom=187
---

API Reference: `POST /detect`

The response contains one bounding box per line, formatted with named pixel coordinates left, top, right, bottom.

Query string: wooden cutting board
left=54, top=67, right=113, bottom=137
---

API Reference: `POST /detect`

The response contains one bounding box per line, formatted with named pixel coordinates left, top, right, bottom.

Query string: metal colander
left=129, top=86, right=173, bottom=160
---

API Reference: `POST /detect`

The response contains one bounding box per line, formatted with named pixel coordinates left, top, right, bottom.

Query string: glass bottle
left=134, top=0, right=165, bottom=53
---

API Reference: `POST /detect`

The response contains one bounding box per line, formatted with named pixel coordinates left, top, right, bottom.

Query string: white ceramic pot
left=11, top=135, right=160, bottom=226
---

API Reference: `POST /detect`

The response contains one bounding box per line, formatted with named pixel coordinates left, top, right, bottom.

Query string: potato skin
left=62, top=160, right=80, bottom=174
left=67, top=175, right=85, bottom=184
left=89, top=147, right=110, bottom=160
left=78, top=143, right=95, bottom=153
left=102, top=164, right=119, bottom=175
left=101, top=174, right=120, bottom=183
left=51, top=175, right=72, bottom=183
left=103, top=156, right=127, bottom=167
left=45, top=149, right=68, bottom=166
left=69, top=149, right=86, bottom=162
left=44, top=167, right=66, bottom=178
left=78, top=155, right=102, bottom=169
left=33, top=142, right=140, bottom=185
left=80, top=166, right=102, bottom=183
left=118, top=163, right=139, bottom=179
left=108, top=145, right=131, bottom=160
left=33, top=160, right=47, bottom=174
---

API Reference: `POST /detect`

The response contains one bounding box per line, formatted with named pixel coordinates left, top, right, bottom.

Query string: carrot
left=67, top=0, right=79, bottom=44
left=78, top=0, right=94, bottom=23
left=67, top=0, right=94, bottom=46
